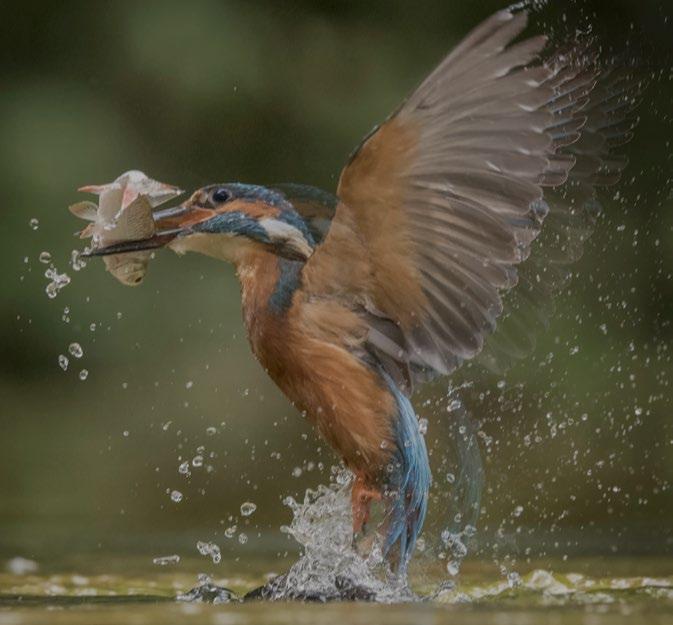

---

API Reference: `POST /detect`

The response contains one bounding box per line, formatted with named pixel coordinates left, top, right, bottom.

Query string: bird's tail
left=379, top=371, right=432, bottom=573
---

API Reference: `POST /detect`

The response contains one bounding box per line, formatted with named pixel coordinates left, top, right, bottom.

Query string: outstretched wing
left=302, top=9, right=597, bottom=391
left=477, top=62, right=645, bottom=373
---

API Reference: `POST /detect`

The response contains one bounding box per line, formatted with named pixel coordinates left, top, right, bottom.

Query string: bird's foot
left=351, top=476, right=382, bottom=535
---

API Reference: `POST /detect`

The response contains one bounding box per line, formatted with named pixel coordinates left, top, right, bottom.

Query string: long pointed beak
left=82, top=203, right=197, bottom=258
left=82, top=229, right=184, bottom=257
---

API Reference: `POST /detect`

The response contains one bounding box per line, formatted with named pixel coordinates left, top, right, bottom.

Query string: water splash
left=250, top=468, right=415, bottom=602
left=435, top=386, right=484, bottom=579
left=177, top=574, right=238, bottom=604
left=237, top=390, right=484, bottom=602
left=44, top=264, right=71, bottom=299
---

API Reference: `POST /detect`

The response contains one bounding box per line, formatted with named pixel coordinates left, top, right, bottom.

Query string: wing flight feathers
left=301, top=9, right=638, bottom=393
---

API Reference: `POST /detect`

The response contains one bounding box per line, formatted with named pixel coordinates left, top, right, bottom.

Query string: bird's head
left=89, top=183, right=316, bottom=264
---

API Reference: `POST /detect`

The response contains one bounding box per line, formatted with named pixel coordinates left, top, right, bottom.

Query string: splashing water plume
left=250, top=469, right=415, bottom=602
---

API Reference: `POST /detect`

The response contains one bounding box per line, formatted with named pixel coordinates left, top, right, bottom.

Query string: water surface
left=2, top=554, right=672, bottom=625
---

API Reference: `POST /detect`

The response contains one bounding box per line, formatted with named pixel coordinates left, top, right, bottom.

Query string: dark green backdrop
left=1, top=0, right=672, bottom=569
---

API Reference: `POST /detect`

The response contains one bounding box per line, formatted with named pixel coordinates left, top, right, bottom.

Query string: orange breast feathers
left=236, top=250, right=397, bottom=482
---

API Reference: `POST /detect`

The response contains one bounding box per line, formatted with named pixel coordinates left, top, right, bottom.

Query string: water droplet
left=447, top=399, right=462, bottom=412
left=418, top=418, right=428, bottom=435
left=446, top=560, right=460, bottom=576
left=68, top=342, right=83, bottom=358
left=78, top=369, right=88, bottom=381
left=192, top=455, right=204, bottom=468
left=185, top=381, right=194, bottom=390
left=507, top=571, right=521, bottom=587
left=38, top=251, right=51, bottom=264
left=291, top=467, right=302, bottom=478
left=238, top=533, right=248, bottom=544
left=70, top=249, right=87, bottom=271
left=89, top=323, right=96, bottom=332
left=196, top=541, right=221, bottom=564
left=206, top=426, right=218, bottom=436
left=170, top=490, right=183, bottom=503
left=58, top=355, right=69, bottom=371
left=29, top=218, right=39, bottom=230
left=153, top=554, right=180, bottom=566
left=178, top=461, right=190, bottom=475
left=44, top=266, right=71, bottom=299
left=240, top=502, right=257, bottom=517
left=446, top=472, right=455, bottom=484
left=513, top=505, right=524, bottom=517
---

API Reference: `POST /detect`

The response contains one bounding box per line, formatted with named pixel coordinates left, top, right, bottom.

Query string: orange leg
left=351, top=474, right=382, bottom=535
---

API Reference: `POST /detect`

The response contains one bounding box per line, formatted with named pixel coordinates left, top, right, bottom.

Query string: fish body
left=70, top=170, right=182, bottom=285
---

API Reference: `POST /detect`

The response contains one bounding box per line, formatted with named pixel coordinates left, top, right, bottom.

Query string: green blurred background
left=1, top=0, right=672, bottom=572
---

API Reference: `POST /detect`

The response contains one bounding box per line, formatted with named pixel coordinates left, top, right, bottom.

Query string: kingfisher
left=87, top=9, right=638, bottom=573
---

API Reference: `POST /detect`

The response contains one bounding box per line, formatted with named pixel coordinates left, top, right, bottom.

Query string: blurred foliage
left=1, top=0, right=672, bottom=567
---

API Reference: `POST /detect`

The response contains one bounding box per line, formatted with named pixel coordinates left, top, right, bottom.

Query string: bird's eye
left=211, top=187, right=230, bottom=203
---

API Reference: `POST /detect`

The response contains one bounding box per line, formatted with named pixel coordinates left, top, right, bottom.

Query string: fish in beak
left=70, top=170, right=183, bottom=286
left=80, top=182, right=317, bottom=269
left=82, top=201, right=215, bottom=258
left=83, top=204, right=191, bottom=256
